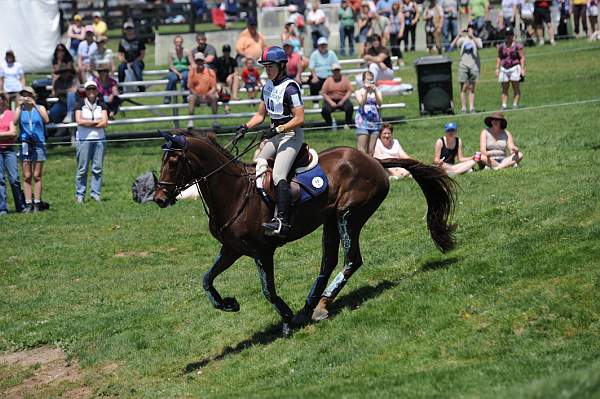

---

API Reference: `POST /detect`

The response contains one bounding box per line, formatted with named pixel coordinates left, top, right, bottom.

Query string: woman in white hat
left=74, top=80, right=108, bottom=203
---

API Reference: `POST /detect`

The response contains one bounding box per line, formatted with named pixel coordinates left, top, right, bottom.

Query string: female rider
left=235, top=46, right=305, bottom=239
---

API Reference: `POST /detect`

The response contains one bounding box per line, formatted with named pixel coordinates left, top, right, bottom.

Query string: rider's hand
left=263, top=125, right=282, bottom=140
left=234, top=124, right=247, bottom=141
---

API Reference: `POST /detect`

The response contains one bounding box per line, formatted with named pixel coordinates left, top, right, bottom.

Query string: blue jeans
left=76, top=140, right=105, bottom=199
left=0, top=149, right=25, bottom=213
left=118, top=60, right=144, bottom=82
left=48, top=92, right=77, bottom=123
left=339, top=25, right=355, bottom=55
left=472, top=16, right=485, bottom=36
left=166, top=70, right=189, bottom=91
left=442, top=17, right=459, bottom=50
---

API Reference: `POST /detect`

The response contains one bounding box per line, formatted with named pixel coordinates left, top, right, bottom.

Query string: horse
left=154, top=130, right=456, bottom=334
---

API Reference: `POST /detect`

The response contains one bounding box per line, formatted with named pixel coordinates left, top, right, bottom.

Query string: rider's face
left=265, top=64, right=279, bottom=80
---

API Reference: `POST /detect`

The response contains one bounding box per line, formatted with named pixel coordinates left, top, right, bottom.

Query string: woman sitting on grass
left=373, top=123, right=412, bottom=180
left=433, top=121, right=477, bottom=176
left=479, top=112, right=523, bottom=170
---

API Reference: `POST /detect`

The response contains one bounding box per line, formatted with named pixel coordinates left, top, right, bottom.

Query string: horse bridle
left=156, top=145, right=197, bottom=205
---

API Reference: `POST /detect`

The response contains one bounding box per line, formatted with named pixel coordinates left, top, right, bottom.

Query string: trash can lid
left=414, top=55, right=453, bottom=66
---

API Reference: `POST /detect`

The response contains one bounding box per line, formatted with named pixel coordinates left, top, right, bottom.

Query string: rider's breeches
left=255, top=127, right=304, bottom=185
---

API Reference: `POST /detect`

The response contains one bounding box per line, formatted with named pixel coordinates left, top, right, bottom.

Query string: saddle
left=259, top=143, right=327, bottom=207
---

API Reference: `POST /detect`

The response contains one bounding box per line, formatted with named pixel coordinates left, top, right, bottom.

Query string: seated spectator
left=424, top=0, right=444, bottom=55
left=235, top=18, right=266, bottom=64
left=433, top=122, right=477, bottom=176
left=368, top=10, right=391, bottom=46
left=15, top=86, right=49, bottom=213
left=281, top=19, right=303, bottom=54
left=189, top=32, right=217, bottom=69
left=117, top=21, right=146, bottom=90
left=92, top=12, right=108, bottom=39
left=241, top=58, right=261, bottom=99
left=48, top=64, right=78, bottom=123
left=354, top=71, right=382, bottom=155
left=373, top=122, right=412, bottom=179
left=223, top=0, right=240, bottom=21
left=309, top=37, right=338, bottom=108
left=320, top=63, right=354, bottom=129
left=187, top=53, right=218, bottom=128
left=283, top=41, right=304, bottom=84
left=0, top=50, right=26, bottom=108
left=52, top=44, right=74, bottom=78
left=165, top=35, right=190, bottom=104
left=68, top=14, right=85, bottom=57
left=363, top=34, right=394, bottom=82
left=90, top=36, right=114, bottom=75
left=74, top=80, right=108, bottom=203
left=479, top=112, right=523, bottom=169
left=94, top=64, right=120, bottom=119
left=214, top=44, right=240, bottom=101
left=307, top=0, right=329, bottom=49
left=77, top=27, right=98, bottom=83
left=0, top=92, right=25, bottom=214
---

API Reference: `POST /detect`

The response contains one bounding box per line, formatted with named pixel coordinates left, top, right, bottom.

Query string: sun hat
left=317, top=37, right=328, bottom=45
left=331, top=63, right=342, bottom=70
left=84, top=80, right=98, bottom=89
left=444, top=121, right=457, bottom=132
left=19, top=86, right=36, bottom=97
left=484, top=111, right=508, bottom=129
left=194, top=52, right=206, bottom=61
left=95, top=63, right=110, bottom=72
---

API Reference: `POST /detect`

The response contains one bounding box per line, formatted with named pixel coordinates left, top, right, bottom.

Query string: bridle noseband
left=156, top=145, right=195, bottom=204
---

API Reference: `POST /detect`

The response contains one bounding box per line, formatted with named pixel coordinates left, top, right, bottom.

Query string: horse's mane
left=174, top=129, right=243, bottom=165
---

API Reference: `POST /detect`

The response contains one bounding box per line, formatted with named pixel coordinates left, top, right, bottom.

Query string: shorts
left=244, top=82, right=258, bottom=91
left=589, top=5, right=598, bottom=17
left=355, top=128, right=379, bottom=136
left=18, top=142, right=47, bottom=162
left=534, top=7, right=551, bottom=25
left=426, top=31, right=436, bottom=48
left=498, top=64, right=521, bottom=83
left=458, top=64, right=480, bottom=83
left=188, top=93, right=216, bottom=104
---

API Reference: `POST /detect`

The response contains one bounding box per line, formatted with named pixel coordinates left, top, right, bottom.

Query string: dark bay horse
left=154, top=131, right=456, bottom=334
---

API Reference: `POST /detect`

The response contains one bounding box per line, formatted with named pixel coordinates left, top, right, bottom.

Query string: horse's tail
left=378, top=158, right=457, bottom=253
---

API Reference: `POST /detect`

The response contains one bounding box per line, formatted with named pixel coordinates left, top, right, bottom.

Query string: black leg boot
left=263, top=180, right=291, bottom=238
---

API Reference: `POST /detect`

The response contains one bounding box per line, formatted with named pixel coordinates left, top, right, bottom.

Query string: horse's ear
left=158, top=130, right=172, bottom=142
left=172, top=134, right=188, bottom=150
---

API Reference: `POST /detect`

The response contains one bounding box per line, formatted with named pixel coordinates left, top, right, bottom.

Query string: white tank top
left=374, top=138, right=403, bottom=159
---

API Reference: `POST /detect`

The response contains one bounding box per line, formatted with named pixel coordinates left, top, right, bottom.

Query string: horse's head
left=154, top=131, right=192, bottom=208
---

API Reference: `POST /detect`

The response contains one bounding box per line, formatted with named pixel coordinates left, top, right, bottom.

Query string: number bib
left=262, top=79, right=302, bottom=121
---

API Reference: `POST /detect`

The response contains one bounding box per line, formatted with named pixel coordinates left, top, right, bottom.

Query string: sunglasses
left=85, top=87, right=97, bottom=91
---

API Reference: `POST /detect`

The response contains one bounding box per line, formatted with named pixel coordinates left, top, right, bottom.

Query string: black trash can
left=415, top=56, right=454, bottom=115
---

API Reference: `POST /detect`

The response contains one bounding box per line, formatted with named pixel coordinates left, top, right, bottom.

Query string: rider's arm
left=245, top=101, right=267, bottom=129
left=277, top=106, right=304, bottom=133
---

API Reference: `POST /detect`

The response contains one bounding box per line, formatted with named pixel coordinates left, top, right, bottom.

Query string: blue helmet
left=258, top=46, right=288, bottom=65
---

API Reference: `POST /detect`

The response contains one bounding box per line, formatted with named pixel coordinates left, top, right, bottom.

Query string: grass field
left=1, top=40, right=600, bottom=398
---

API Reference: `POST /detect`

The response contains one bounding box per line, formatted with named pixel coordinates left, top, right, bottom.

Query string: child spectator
left=0, top=92, right=25, bottom=214
left=14, top=87, right=49, bottom=213
left=373, top=123, right=412, bottom=180
left=354, top=71, right=382, bottom=155
left=241, top=58, right=261, bottom=99
left=433, top=122, right=477, bottom=176
left=0, top=50, right=26, bottom=109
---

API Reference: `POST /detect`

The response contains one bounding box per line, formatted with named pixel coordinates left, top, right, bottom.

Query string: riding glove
left=263, top=126, right=284, bottom=140
left=235, top=124, right=248, bottom=141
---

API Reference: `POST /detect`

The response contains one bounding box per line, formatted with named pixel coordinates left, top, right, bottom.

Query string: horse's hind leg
left=312, top=208, right=364, bottom=321
left=255, top=253, right=295, bottom=335
left=203, top=246, right=242, bottom=312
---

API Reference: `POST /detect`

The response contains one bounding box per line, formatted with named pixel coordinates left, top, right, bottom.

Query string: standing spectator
left=364, top=34, right=395, bottom=81
left=48, top=64, right=78, bottom=123
left=519, top=0, right=536, bottom=44
left=590, top=0, right=599, bottom=37
left=68, top=14, right=85, bottom=57
left=94, top=64, right=120, bottom=119
left=289, top=0, right=307, bottom=15
left=214, top=44, right=240, bottom=101
left=77, top=27, right=98, bottom=83
left=90, top=36, right=114, bottom=74
left=451, top=25, right=482, bottom=113
left=241, top=58, right=262, bottom=99
left=307, top=0, right=329, bottom=50
left=441, top=0, right=459, bottom=50
left=0, top=50, right=26, bottom=108
left=389, top=3, right=405, bottom=66
left=368, top=11, right=392, bottom=46
left=479, top=112, right=523, bottom=169
left=354, top=71, right=382, bottom=155
left=117, top=21, right=146, bottom=89
left=287, top=4, right=307, bottom=44
left=339, top=0, right=356, bottom=56
left=281, top=19, right=303, bottom=54
left=499, top=0, right=518, bottom=28
left=223, top=0, right=240, bottom=21
left=320, top=63, right=354, bottom=129
left=74, top=80, right=108, bottom=203
left=534, top=0, right=555, bottom=44
left=424, top=0, right=444, bottom=55
left=92, top=11, right=108, bottom=39
left=308, top=37, right=339, bottom=108
left=235, top=18, right=266, bottom=63
left=0, top=92, right=25, bottom=214
left=402, top=0, right=420, bottom=51
left=433, top=122, right=477, bottom=176
left=557, top=0, right=572, bottom=39
left=189, top=32, right=217, bottom=69
left=572, top=0, right=588, bottom=37
left=165, top=35, right=190, bottom=104
left=373, top=123, right=412, bottom=180
left=357, top=3, right=373, bottom=54
left=283, top=41, right=304, bottom=84
left=187, top=53, right=218, bottom=128
left=496, top=27, right=525, bottom=109
left=377, top=0, right=396, bottom=17
left=14, top=87, right=48, bottom=213
left=469, top=0, right=490, bottom=35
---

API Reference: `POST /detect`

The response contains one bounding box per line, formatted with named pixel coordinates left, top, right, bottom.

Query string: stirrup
left=262, top=217, right=290, bottom=237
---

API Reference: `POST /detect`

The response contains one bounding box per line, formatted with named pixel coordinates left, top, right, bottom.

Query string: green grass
left=2, top=39, right=600, bottom=398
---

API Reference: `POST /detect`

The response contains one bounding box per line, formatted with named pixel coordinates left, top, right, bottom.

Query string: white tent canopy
left=0, top=0, right=60, bottom=72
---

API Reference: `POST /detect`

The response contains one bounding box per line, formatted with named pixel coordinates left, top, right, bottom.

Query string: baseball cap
left=247, top=17, right=257, bottom=26
left=222, top=44, right=231, bottom=52
left=194, top=52, right=206, bottom=61
left=19, top=86, right=35, bottom=96
left=123, top=21, right=134, bottom=29
left=84, top=80, right=98, bottom=89
left=93, top=11, right=102, bottom=18
left=74, top=14, right=82, bottom=21
left=317, top=37, right=328, bottom=45
left=287, top=4, right=298, bottom=12
left=331, top=63, right=341, bottom=70
left=505, top=26, right=514, bottom=36
left=444, top=122, right=457, bottom=132
left=85, top=25, right=95, bottom=34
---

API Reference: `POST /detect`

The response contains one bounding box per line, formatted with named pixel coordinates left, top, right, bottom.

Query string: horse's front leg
left=255, top=253, right=294, bottom=335
left=203, top=246, right=242, bottom=312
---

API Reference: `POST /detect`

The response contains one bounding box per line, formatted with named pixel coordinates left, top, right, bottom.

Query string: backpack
left=132, top=171, right=158, bottom=203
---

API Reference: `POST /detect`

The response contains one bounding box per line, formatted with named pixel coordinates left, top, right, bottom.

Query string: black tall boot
left=263, top=180, right=291, bottom=238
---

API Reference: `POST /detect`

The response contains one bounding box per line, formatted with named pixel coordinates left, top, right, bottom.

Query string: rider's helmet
left=258, top=46, right=288, bottom=66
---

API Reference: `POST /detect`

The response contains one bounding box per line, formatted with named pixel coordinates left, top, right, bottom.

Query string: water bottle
left=331, top=119, right=337, bottom=131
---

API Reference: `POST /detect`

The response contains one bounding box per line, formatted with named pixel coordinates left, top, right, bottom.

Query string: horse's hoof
left=282, top=322, right=292, bottom=337
left=220, top=297, right=240, bottom=312
left=311, top=306, right=329, bottom=322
